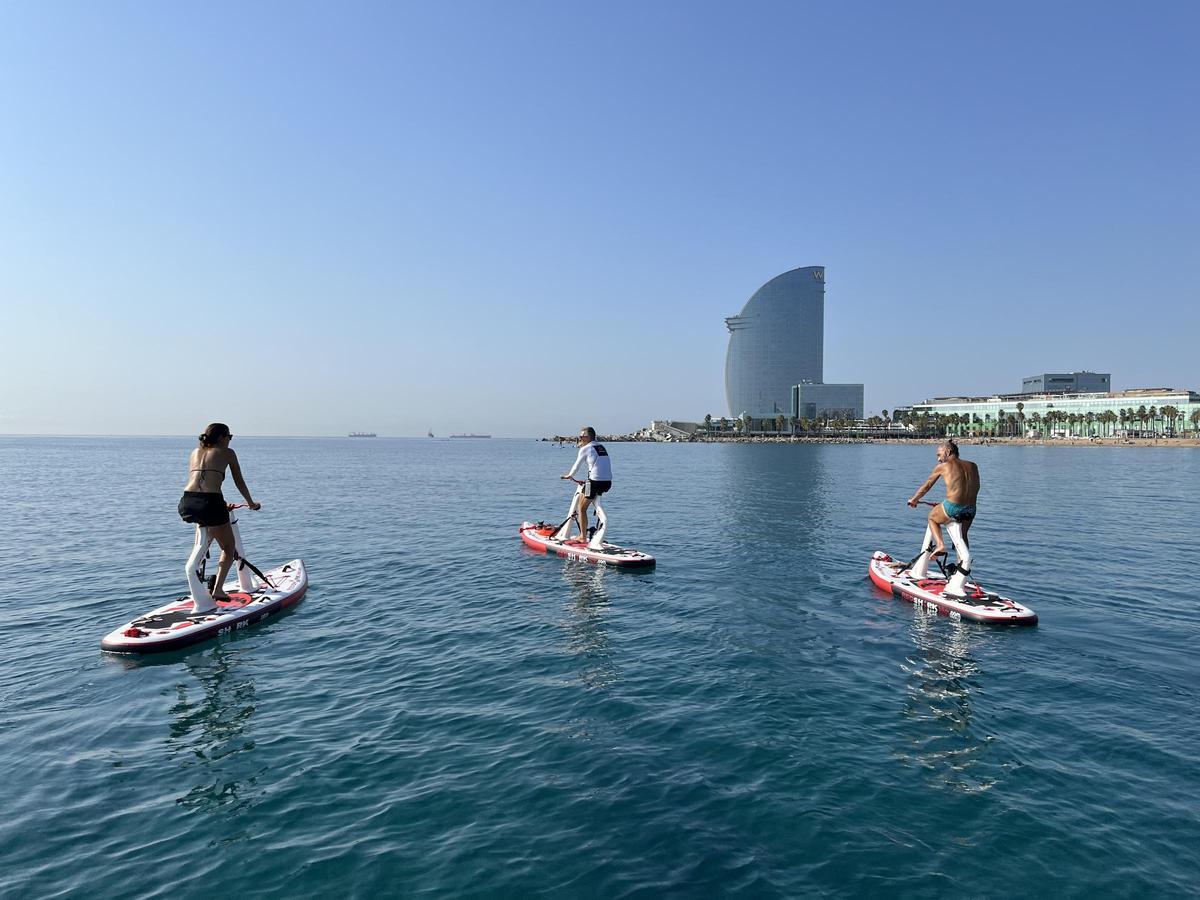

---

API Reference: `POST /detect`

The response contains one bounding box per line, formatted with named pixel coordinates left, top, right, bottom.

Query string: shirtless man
left=906, top=439, right=979, bottom=556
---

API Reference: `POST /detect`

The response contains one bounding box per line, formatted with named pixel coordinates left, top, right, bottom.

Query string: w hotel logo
left=813, top=268, right=825, bottom=282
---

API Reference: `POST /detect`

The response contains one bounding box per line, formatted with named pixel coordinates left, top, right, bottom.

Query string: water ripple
left=1, top=438, right=1198, bottom=897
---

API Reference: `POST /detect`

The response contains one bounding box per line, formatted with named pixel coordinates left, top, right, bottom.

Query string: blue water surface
left=1, top=437, right=1197, bottom=898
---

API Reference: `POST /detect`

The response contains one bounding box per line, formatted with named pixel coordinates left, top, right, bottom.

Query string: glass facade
left=725, top=266, right=824, bottom=417
left=791, top=382, right=864, bottom=420
left=1021, top=372, right=1111, bottom=393
left=911, top=389, right=1200, bottom=436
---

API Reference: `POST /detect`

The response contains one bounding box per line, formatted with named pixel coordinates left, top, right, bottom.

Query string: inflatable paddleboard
left=519, top=521, right=655, bottom=568
left=868, top=551, right=1036, bottom=626
left=101, top=560, right=308, bottom=654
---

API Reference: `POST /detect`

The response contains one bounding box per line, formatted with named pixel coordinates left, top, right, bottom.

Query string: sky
left=1, top=0, right=1197, bottom=437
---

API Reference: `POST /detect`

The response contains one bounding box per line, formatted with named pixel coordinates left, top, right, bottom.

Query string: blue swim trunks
left=942, top=501, right=976, bottom=522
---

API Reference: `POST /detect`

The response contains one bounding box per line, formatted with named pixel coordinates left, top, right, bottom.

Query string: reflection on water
left=164, top=647, right=262, bottom=812
left=559, top=561, right=618, bottom=691
left=717, top=444, right=833, bottom=557
left=896, top=608, right=995, bottom=792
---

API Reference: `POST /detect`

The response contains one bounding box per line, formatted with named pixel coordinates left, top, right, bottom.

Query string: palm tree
left=882, top=409, right=890, bottom=427
left=1085, top=411, right=1096, bottom=436
left=1137, top=405, right=1149, bottom=435
left=1190, top=409, right=1200, bottom=434
left=997, top=408, right=1007, bottom=437
left=743, top=412, right=753, bottom=434
left=1017, top=402, right=1026, bottom=436
left=775, top=414, right=785, bottom=433
left=1161, top=405, right=1178, bottom=436
left=1029, top=411, right=1042, bottom=437
left=719, top=416, right=728, bottom=432
left=703, top=413, right=712, bottom=432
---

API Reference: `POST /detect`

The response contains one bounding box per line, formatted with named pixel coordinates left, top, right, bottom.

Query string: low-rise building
left=791, top=381, right=864, bottom=421
left=910, top=388, right=1200, bottom=436
left=1021, top=371, right=1111, bottom=394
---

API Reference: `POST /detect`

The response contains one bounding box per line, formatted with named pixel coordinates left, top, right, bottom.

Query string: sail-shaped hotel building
left=724, top=266, right=862, bottom=421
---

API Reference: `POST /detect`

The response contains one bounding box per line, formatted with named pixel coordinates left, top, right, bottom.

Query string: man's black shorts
left=584, top=480, right=611, bottom=499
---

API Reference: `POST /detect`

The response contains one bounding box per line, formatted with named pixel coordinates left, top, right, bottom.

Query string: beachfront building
left=792, top=381, right=864, bottom=421
left=1021, top=371, right=1111, bottom=394
left=725, top=266, right=825, bottom=418
left=910, top=387, right=1200, bottom=437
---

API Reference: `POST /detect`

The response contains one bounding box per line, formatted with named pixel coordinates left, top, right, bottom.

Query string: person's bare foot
left=931, top=546, right=947, bottom=557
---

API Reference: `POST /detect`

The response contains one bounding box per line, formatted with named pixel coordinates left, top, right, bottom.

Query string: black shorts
left=584, top=479, right=611, bottom=499
left=178, top=492, right=230, bottom=527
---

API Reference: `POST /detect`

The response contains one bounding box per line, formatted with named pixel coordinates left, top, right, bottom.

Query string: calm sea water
left=1, top=437, right=1198, bottom=898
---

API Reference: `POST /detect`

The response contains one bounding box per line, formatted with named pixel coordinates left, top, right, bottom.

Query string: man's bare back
left=940, top=457, right=979, bottom=506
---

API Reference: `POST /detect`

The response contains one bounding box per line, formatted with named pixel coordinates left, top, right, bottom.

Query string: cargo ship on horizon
left=450, top=433, right=491, bottom=439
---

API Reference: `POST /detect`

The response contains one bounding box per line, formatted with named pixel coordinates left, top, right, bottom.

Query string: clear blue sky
left=2, top=1, right=1196, bottom=436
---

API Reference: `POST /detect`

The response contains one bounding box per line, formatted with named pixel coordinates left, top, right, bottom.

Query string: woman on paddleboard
left=179, top=423, right=261, bottom=604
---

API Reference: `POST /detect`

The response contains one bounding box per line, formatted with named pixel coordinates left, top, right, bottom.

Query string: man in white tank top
left=561, top=426, right=612, bottom=540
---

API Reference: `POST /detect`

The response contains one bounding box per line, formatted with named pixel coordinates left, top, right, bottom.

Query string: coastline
left=544, top=434, right=1200, bottom=448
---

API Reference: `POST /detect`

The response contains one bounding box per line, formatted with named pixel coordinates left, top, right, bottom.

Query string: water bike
left=519, top=478, right=655, bottom=568
left=868, top=501, right=1036, bottom=626
left=101, top=505, right=308, bottom=654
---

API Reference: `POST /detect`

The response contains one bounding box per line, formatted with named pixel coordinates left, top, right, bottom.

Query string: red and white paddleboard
left=868, top=551, right=1036, bottom=626
left=100, top=560, right=308, bottom=654
left=519, top=522, right=655, bottom=568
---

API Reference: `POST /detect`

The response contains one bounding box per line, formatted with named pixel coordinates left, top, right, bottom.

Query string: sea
left=1, top=436, right=1197, bottom=898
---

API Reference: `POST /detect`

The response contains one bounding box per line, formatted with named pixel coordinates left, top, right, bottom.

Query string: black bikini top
left=190, top=450, right=225, bottom=477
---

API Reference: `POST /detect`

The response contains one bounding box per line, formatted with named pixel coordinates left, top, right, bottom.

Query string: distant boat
left=349, top=432, right=377, bottom=438
left=428, top=430, right=435, bottom=438
left=450, top=433, right=491, bottom=439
